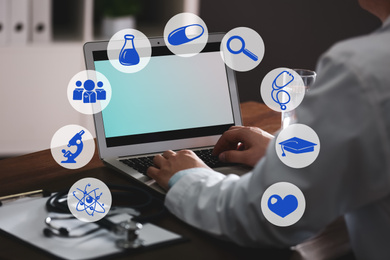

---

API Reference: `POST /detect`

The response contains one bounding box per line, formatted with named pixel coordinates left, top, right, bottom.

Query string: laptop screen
left=93, top=43, right=235, bottom=148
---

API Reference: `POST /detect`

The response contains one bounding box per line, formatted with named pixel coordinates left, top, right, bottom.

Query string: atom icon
left=73, top=183, right=106, bottom=216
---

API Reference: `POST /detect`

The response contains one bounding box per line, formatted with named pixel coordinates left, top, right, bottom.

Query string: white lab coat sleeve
left=164, top=167, right=288, bottom=247
left=165, top=43, right=390, bottom=248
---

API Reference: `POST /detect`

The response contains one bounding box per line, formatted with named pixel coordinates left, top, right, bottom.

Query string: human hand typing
left=147, top=150, right=210, bottom=190
left=212, top=126, right=273, bottom=167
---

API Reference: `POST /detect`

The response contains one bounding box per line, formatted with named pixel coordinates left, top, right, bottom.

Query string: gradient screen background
left=94, top=47, right=235, bottom=146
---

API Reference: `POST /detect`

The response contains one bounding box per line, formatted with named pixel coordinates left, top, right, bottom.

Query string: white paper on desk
left=0, top=197, right=183, bottom=260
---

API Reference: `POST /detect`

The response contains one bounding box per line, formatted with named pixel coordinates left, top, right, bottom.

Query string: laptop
left=84, top=33, right=249, bottom=194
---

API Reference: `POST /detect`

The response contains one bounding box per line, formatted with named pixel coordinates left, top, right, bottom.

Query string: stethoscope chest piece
left=115, top=220, right=144, bottom=249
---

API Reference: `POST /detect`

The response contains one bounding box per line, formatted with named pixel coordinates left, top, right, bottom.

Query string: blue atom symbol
left=73, top=183, right=105, bottom=216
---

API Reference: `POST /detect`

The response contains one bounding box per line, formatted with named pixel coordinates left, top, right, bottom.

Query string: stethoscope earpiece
left=43, top=228, right=53, bottom=237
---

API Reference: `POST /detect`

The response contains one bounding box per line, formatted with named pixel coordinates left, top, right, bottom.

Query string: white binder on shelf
left=83, top=0, right=94, bottom=42
left=0, top=0, right=10, bottom=45
left=10, top=0, right=30, bottom=44
left=31, top=0, right=51, bottom=43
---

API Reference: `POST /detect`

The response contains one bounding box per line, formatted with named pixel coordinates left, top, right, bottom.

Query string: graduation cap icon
left=279, top=137, right=317, bottom=157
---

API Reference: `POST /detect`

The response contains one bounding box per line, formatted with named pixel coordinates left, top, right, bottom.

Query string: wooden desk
left=0, top=102, right=292, bottom=260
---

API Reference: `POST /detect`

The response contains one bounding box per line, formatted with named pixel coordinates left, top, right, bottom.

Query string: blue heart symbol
left=268, top=194, right=298, bottom=218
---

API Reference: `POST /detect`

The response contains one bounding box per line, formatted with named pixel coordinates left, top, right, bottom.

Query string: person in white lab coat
left=147, top=0, right=390, bottom=259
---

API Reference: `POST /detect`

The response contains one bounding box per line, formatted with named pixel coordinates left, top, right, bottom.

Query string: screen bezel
left=84, top=33, right=242, bottom=159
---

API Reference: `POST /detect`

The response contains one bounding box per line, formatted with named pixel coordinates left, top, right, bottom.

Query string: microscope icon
left=61, top=130, right=85, bottom=164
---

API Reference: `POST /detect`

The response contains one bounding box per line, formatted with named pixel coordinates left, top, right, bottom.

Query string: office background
left=0, top=0, right=381, bottom=158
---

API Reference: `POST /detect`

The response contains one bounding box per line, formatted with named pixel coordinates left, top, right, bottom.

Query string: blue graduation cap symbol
left=279, top=137, right=317, bottom=157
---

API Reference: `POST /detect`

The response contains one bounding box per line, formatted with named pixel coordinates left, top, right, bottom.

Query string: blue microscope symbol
left=73, top=183, right=105, bottom=217
left=271, top=70, right=294, bottom=111
left=61, top=130, right=84, bottom=164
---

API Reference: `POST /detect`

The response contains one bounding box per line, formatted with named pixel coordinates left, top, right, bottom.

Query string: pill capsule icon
left=168, top=24, right=204, bottom=46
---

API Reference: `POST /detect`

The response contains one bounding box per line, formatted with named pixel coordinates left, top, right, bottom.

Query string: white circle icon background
left=67, top=70, right=112, bottom=115
left=261, top=182, right=305, bottom=227
left=164, top=12, right=208, bottom=57
left=220, top=27, right=265, bottom=72
left=107, top=29, right=151, bottom=73
left=260, top=68, right=305, bottom=112
left=50, top=125, right=95, bottom=169
left=68, top=178, right=112, bottom=222
left=275, top=124, right=320, bottom=168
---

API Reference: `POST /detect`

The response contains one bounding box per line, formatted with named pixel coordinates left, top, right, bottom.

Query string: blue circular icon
left=68, top=177, right=112, bottom=222
left=76, top=80, right=82, bottom=87
left=50, top=125, right=95, bottom=169
left=164, top=13, right=209, bottom=57
left=119, top=34, right=140, bottom=66
left=261, top=182, right=305, bottom=227
left=220, top=27, right=264, bottom=72
left=271, top=70, right=295, bottom=111
left=168, top=24, right=204, bottom=46
left=226, top=35, right=258, bottom=61
left=67, top=70, right=112, bottom=115
left=260, top=68, right=305, bottom=113
left=107, top=29, right=151, bottom=74
left=83, top=79, right=95, bottom=91
left=226, top=35, right=244, bottom=54
left=275, top=123, right=320, bottom=168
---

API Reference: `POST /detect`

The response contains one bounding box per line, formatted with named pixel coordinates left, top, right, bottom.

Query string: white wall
left=0, top=44, right=94, bottom=156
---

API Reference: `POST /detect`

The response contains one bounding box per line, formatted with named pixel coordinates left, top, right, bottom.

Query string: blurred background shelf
left=0, top=0, right=199, bottom=158
left=0, top=0, right=380, bottom=158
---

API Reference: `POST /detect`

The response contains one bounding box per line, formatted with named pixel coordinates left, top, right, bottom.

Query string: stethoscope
left=271, top=70, right=294, bottom=111
left=43, top=184, right=166, bottom=248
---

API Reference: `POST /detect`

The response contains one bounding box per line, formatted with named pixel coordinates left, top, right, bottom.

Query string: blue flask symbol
left=119, top=34, right=140, bottom=66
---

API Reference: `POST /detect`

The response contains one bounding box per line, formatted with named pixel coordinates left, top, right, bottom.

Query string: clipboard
left=0, top=196, right=187, bottom=260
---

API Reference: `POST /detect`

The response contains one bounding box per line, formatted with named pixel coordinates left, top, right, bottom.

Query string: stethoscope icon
left=271, top=70, right=294, bottom=110
left=226, top=35, right=258, bottom=61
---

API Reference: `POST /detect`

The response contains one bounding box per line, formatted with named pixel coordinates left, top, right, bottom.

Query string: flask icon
left=119, top=34, right=140, bottom=66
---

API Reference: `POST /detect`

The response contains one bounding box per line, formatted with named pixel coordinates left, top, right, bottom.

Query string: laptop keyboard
left=120, top=156, right=154, bottom=175
left=119, top=148, right=229, bottom=175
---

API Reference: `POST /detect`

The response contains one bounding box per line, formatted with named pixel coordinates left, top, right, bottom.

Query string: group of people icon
left=73, top=80, right=106, bottom=103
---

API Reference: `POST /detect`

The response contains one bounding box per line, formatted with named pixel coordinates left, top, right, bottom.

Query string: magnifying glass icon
left=226, top=35, right=258, bottom=61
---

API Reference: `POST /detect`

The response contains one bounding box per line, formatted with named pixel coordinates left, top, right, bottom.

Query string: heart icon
left=267, top=194, right=298, bottom=218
